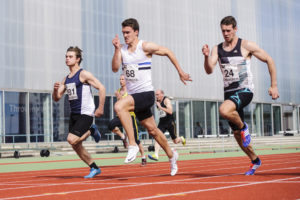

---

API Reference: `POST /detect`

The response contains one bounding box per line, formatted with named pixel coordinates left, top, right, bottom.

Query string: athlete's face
left=65, top=51, right=79, bottom=67
left=155, top=90, right=163, bottom=102
left=119, top=75, right=126, bottom=87
left=221, top=24, right=237, bottom=43
left=122, top=26, right=138, bottom=45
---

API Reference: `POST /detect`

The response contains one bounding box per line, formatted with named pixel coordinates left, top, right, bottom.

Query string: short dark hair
left=122, top=18, right=139, bottom=32
left=67, top=46, right=83, bottom=65
left=220, top=16, right=237, bottom=28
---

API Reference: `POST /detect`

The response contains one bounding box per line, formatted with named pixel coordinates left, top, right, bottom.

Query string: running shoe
left=245, top=158, right=262, bottom=176
left=122, top=134, right=128, bottom=149
left=240, top=122, right=251, bottom=147
left=169, top=148, right=179, bottom=176
left=181, top=136, right=186, bottom=146
left=124, top=145, right=139, bottom=163
left=148, top=154, right=159, bottom=161
left=141, top=158, right=147, bottom=167
left=84, top=168, right=101, bottom=178
left=90, top=124, right=101, bottom=143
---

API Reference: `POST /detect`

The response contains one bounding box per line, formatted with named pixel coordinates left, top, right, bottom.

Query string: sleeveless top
left=117, top=88, right=135, bottom=117
left=158, top=96, right=173, bottom=122
left=218, top=38, right=254, bottom=92
left=121, top=40, right=154, bottom=94
left=65, top=68, right=95, bottom=116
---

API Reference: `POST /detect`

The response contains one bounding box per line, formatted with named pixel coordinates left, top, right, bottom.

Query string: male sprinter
left=112, top=18, right=191, bottom=176
left=53, top=46, right=106, bottom=178
left=202, top=16, right=279, bottom=175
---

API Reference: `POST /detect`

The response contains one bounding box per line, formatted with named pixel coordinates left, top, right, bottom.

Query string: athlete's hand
left=202, top=44, right=210, bottom=57
left=179, top=71, right=192, bottom=85
left=268, top=86, right=280, bottom=100
left=115, top=90, right=121, bottom=100
left=94, top=107, right=104, bottom=117
left=53, top=82, right=61, bottom=91
left=112, top=35, right=121, bottom=49
left=156, top=101, right=161, bottom=108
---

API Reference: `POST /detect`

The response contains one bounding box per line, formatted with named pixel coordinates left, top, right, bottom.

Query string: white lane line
left=1, top=179, right=300, bottom=187
left=130, top=176, right=300, bottom=200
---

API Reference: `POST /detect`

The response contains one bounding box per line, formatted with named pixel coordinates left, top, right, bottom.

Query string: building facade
left=0, top=0, right=299, bottom=143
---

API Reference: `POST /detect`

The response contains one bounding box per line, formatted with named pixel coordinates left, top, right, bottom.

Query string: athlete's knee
left=219, top=105, right=230, bottom=118
left=114, top=101, right=127, bottom=115
left=173, top=138, right=179, bottom=144
left=147, top=126, right=159, bottom=136
left=67, top=137, right=78, bottom=146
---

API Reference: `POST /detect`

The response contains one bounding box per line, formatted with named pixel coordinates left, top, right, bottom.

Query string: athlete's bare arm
left=142, top=41, right=192, bottom=85
left=80, top=70, right=106, bottom=117
left=243, top=40, right=279, bottom=100
left=115, top=90, right=122, bottom=101
left=52, top=77, right=66, bottom=102
left=202, top=44, right=218, bottom=74
left=156, top=98, right=173, bottom=115
left=112, top=35, right=122, bottom=72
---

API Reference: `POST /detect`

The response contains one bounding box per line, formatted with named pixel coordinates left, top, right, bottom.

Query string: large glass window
left=29, top=93, right=51, bottom=142
left=206, top=101, right=217, bottom=136
left=298, top=107, right=300, bottom=132
left=253, top=103, right=262, bottom=136
left=244, top=104, right=252, bottom=134
left=94, top=96, right=111, bottom=140
left=218, top=102, right=230, bottom=135
left=272, top=105, right=282, bottom=135
left=4, top=92, right=28, bottom=143
left=282, top=105, right=293, bottom=131
left=0, top=91, right=3, bottom=143
left=53, top=95, right=70, bottom=142
left=178, top=100, right=191, bottom=138
left=193, top=101, right=205, bottom=138
left=263, top=104, right=272, bottom=136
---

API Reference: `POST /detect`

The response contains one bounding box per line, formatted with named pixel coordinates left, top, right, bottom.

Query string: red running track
left=0, top=153, right=300, bottom=200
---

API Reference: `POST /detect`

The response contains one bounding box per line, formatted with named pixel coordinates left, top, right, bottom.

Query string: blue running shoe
left=240, top=123, right=251, bottom=147
left=148, top=154, right=159, bottom=161
left=90, top=124, right=101, bottom=143
left=245, top=159, right=262, bottom=176
left=84, top=168, right=101, bottom=178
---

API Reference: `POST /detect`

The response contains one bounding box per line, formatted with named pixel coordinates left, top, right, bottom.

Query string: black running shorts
left=131, top=91, right=155, bottom=121
left=69, top=114, right=93, bottom=137
left=224, top=88, right=253, bottom=130
left=158, top=120, right=177, bottom=140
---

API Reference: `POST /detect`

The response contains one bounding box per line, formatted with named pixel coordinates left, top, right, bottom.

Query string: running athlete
left=108, top=74, right=147, bottom=166
left=52, top=46, right=106, bottom=178
left=148, top=89, right=186, bottom=161
left=112, top=18, right=191, bottom=176
left=202, top=16, right=279, bottom=175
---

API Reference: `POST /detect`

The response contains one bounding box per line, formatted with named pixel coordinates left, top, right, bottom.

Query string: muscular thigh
left=224, top=88, right=253, bottom=130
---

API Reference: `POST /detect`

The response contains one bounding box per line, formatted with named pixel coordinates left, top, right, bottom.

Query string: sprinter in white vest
left=112, top=18, right=192, bottom=176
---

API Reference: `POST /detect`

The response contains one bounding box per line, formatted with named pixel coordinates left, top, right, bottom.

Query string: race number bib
left=123, top=64, right=139, bottom=81
left=66, top=83, right=78, bottom=100
left=159, top=109, right=167, bottom=118
left=222, top=64, right=239, bottom=82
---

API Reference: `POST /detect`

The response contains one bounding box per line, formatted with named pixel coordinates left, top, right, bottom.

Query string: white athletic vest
left=121, top=40, right=154, bottom=94
left=218, top=38, right=254, bottom=92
